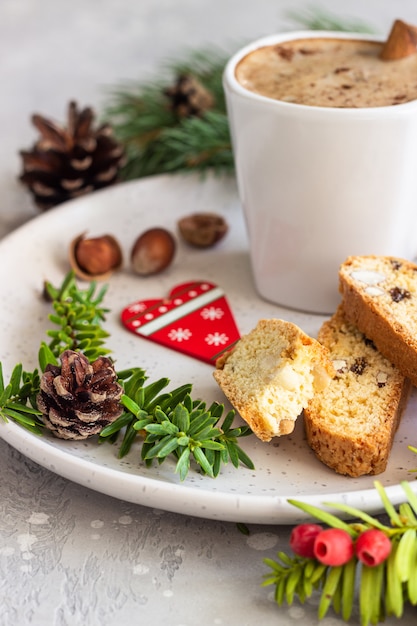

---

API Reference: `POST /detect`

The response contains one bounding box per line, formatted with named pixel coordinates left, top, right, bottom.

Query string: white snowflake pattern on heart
left=129, top=302, right=148, bottom=314
left=200, top=306, right=224, bottom=321
left=168, top=328, right=192, bottom=342
left=205, top=332, right=229, bottom=346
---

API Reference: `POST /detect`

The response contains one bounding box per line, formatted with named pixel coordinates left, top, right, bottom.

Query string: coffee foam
left=235, top=37, right=417, bottom=108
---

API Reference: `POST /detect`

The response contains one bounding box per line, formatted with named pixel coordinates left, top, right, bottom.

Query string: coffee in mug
left=223, top=23, right=417, bottom=314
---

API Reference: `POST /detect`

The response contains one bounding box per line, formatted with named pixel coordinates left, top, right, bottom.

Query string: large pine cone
left=19, top=101, right=125, bottom=210
left=37, top=350, right=123, bottom=440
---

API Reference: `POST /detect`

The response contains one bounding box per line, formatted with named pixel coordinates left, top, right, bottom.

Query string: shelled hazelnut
left=177, top=212, right=228, bottom=248
left=131, top=227, right=176, bottom=275
left=69, top=233, right=123, bottom=281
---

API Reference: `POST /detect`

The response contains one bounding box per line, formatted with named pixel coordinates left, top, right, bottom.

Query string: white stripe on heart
left=136, top=286, right=225, bottom=336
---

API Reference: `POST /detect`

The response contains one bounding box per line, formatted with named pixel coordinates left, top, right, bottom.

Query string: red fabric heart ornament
left=121, top=281, right=240, bottom=364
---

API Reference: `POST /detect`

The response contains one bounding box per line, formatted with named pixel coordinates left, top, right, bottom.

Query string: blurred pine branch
left=103, top=8, right=374, bottom=181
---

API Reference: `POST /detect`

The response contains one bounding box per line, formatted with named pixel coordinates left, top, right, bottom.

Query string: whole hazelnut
left=131, top=227, right=176, bottom=276
left=178, top=212, right=228, bottom=248
left=69, top=233, right=123, bottom=280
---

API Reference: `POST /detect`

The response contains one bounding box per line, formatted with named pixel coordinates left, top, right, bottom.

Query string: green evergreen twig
left=0, top=363, right=43, bottom=434
left=99, top=368, right=254, bottom=480
left=43, top=270, right=110, bottom=360
left=104, top=49, right=233, bottom=180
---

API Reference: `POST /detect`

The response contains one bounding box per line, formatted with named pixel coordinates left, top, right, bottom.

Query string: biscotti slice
left=339, top=255, right=417, bottom=385
left=304, top=306, right=411, bottom=477
left=213, top=318, right=335, bottom=442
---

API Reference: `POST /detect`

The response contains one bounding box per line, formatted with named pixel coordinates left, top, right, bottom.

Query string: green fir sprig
left=0, top=363, right=43, bottom=434
left=263, top=481, right=417, bottom=626
left=0, top=271, right=254, bottom=480
left=43, top=270, right=110, bottom=360
left=99, top=366, right=254, bottom=479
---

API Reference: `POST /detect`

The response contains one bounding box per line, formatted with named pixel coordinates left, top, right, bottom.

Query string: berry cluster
left=290, top=523, right=392, bottom=567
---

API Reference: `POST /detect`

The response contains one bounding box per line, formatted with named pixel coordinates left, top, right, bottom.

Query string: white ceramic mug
left=223, top=31, right=417, bottom=314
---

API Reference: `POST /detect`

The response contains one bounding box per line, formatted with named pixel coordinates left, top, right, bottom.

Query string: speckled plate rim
left=0, top=173, right=416, bottom=525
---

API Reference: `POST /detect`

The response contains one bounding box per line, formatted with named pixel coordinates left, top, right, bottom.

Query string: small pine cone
left=164, top=74, right=215, bottom=118
left=19, top=101, right=126, bottom=211
left=37, top=350, right=123, bottom=440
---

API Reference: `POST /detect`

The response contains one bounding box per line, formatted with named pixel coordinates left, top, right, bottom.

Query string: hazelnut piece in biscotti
left=213, top=318, right=335, bottom=442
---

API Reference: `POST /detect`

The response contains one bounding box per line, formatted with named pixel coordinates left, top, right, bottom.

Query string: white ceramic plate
left=1, top=173, right=416, bottom=524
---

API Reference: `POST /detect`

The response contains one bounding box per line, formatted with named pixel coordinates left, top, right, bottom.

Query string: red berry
left=355, top=528, right=392, bottom=567
left=314, top=528, right=354, bottom=566
left=290, top=523, right=323, bottom=558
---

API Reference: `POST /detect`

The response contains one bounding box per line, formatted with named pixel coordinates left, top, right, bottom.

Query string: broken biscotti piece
left=213, top=318, right=335, bottom=442
left=304, top=306, right=411, bottom=477
left=339, top=255, right=417, bottom=386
